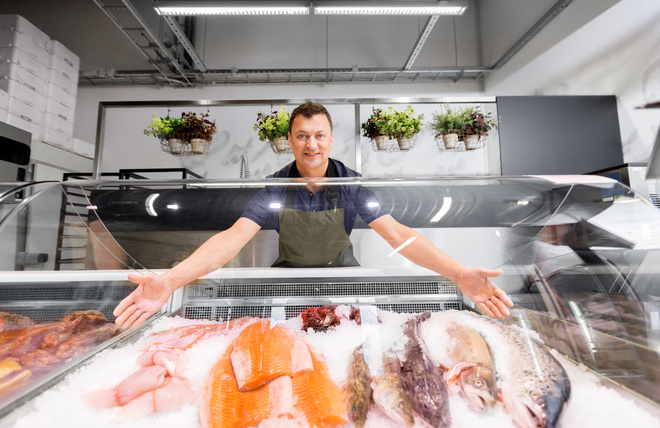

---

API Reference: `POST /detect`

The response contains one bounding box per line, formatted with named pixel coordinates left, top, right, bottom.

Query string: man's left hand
left=456, top=267, right=513, bottom=319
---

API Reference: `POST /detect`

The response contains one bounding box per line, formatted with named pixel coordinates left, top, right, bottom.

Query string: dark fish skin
left=401, top=312, right=451, bottom=428
left=343, top=345, right=372, bottom=428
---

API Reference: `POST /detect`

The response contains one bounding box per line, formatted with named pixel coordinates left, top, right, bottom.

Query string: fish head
left=503, top=380, right=569, bottom=428
left=456, top=365, right=496, bottom=412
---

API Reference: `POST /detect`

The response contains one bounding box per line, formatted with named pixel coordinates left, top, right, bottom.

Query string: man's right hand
left=113, top=273, right=174, bottom=329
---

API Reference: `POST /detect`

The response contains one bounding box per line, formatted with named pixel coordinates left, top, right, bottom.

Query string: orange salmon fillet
left=200, top=344, right=295, bottom=428
left=291, top=348, right=348, bottom=427
left=230, top=320, right=313, bottom=391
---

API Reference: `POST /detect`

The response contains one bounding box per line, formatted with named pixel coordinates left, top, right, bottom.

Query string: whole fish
left=371, top=355, right=415, bottom=427
left=441, top=321, right=497, bottom=411
left=343, top=345, right=372, bottom=428
left=483, top=317, right=571, bottom=428
left=401, top=312, right=451, bottom=428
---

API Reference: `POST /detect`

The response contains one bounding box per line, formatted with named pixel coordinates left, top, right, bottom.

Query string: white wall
left=486, top=0, right=660, bottom=164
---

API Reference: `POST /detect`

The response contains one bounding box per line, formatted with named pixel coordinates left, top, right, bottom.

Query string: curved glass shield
left=1, top=175, right=660, bottom=423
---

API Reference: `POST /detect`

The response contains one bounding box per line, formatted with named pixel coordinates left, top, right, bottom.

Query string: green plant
left=464, top=109, right=497, bottom=136
left=361, top=108, right=389, bottom=140
left=179, top=111, right=217, bottom=141
left=253, top=108, right=290, bottom=142
left=143, top=113, right=182, bottom=140
left=380, top=106, right=424, bottom=139
left=428, top=105, right=468, bottom=138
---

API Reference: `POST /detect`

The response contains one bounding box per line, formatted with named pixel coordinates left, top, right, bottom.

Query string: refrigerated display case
left=0, top=175, right=659, bottom=427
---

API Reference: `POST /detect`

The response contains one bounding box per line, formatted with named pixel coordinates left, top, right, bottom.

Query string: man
left=114, top=102, right=513, bottom=329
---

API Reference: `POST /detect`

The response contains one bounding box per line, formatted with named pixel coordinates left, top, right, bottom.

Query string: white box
left=7, top=111, right=42, bottom=139
left=0, top=106, right=7, bottom=122
left=1, top=77, right=45, bottom=110
left=0, top=30, right=50, bottom=65
left=74, top=138, right=95, bottom=159
left=0, top=46, right=48, bottom=76
left=47, top=67, right=77, bottom=93
left=47, top=40, right=79, bottom=71
left=46, top=82, right=76, bottom=109
left=45, top=96, right=76, bottom=116
left=7, top=95, right=44, bottom=124
left=44, top=111, right=74, bottom=135
left=0, top=88, right=7, bottom=110
left=0, top=66, right=47, bottom=97
left=0, top=15, right=50, bottom=47
left=41, top=128, right=73, bottom=151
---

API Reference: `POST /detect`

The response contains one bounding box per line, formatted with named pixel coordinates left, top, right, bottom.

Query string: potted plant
left=381, top=106, right=423, bottom=150
left=463, top=108, right=497, bottom=150
left=144, top=113, right=184, bottom=153
left=180, top=111, right=217, bottom=154
left=361, top=108, right=390, bottom=150
left=428, top=106, right=466, bottom=149
left=253, top=108, right=290, bottom=152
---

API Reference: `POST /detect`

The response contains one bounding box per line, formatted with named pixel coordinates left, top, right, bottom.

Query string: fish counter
left=2, top=306, right=659, bottom=428
left=2, top=176, right=660, bottom=426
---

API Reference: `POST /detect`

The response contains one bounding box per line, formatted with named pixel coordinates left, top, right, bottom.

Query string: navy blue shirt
left=241, top=159, right=388, bottom=234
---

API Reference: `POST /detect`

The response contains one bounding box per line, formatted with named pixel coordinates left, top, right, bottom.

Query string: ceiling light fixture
left=154, top=1, right=310, bottom=16
left=154, top=1, right=467, bottom=16
left=313, top=1, right=468, bottom=15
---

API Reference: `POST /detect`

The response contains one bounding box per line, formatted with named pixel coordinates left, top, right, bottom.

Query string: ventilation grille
left=183, top=278, right=461, bottom=321
left=184, top=302, right=462, bottom=322
left=186, top=280, right=457, bottom=299
left=0, top=284, right=134, bottom=323
left=0, top=285, right=133, bottom=301
left=0, top=306, right=118, bottom=324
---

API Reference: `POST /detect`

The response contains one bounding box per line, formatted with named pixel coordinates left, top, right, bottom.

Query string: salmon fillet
left=290, top=347, right=348, bottom=427
left=230, top=320, right=313, bottom=392
left=200, top=344, right=294, bottom=428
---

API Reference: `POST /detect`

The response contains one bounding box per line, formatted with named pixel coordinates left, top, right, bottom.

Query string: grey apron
left=271, top=162, right=359, bottom=267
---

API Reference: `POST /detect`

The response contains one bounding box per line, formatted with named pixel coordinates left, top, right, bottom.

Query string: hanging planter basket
left=370, top=134, right=418, bottom=152
left=160, top=133, right=211, bottom=156
left=435, top=132, right=487, bottom=152
left=268, top=137, right=293, bottom=154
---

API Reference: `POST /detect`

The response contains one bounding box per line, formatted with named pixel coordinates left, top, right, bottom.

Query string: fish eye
left=474, top=379, right=483, bottom=387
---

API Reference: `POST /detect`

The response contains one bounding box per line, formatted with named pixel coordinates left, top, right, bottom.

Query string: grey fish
left=483, top=317, right=571, bottom=428
left=442, top=321, right=497, bottom=411
left=371, top=355, right=415, bottom=427
left=401, top=312, right=451, bottom=428
left=343, top=345, right=372, bottom=428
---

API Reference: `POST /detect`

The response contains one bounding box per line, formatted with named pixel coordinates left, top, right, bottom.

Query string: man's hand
left=456, top=267, right=514, bottom=319
left=113, top=273, right=174, bottom=329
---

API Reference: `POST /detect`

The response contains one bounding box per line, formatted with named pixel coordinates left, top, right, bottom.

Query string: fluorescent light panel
left=314, top=1, right=468, bottom=15
left=155, top=2, right=309, bottom=16
left=154, top=1, right=467, bottom=16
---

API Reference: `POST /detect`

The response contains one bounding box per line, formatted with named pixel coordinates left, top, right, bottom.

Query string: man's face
left=288, top=113, right=333, bottom=177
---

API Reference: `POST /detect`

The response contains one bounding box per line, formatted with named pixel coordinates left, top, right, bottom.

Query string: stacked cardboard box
left=0, top=15, right=80, bottom=153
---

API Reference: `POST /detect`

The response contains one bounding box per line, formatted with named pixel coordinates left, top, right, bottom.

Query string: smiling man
left=114, top=101, right=513, bottom=329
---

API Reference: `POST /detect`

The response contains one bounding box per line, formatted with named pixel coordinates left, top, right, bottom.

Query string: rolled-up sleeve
left=354, top=186, right=388, bottom=224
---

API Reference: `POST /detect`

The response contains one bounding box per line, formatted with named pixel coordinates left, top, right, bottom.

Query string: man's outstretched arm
left=368, top=215, right=513, bottom=319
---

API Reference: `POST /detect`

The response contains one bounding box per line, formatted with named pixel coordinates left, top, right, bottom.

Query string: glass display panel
left=0, top=175, right=659, bottom=424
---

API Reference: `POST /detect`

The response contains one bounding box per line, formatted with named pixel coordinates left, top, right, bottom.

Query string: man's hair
left=289, top=101, right=333, bottom=134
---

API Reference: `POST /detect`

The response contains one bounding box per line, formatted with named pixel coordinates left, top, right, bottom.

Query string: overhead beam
left=404, top=15, right=440, bottom=70
left=161, top=15, right=208, bottom=72
left=490, top=0, right=575, bottom=70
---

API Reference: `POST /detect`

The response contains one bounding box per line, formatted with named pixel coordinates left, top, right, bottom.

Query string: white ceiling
left=0, top=0, right=617, bottom=87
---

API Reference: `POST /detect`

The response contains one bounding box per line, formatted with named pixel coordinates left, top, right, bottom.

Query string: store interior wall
left=66, top=0, right=660, bottom=181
